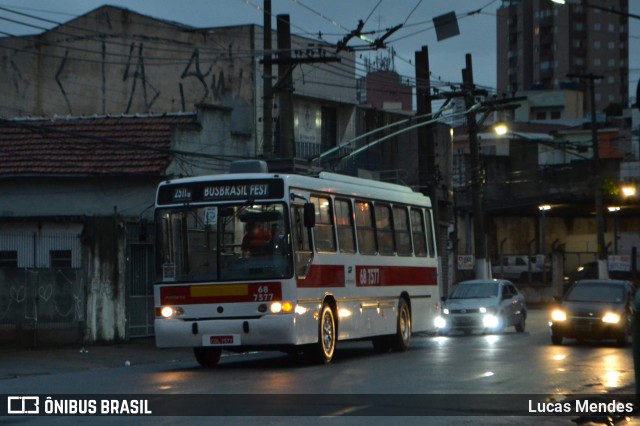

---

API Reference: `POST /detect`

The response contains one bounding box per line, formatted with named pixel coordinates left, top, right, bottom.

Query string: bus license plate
left=204, top=334, right=240, bottom=346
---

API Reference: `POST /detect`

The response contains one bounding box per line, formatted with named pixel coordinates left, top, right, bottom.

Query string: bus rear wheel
left=316, top=303, right=336, bottom=364
left=193, top=347, right=222, bottom=368
left=392, top=298, right=411, bottom=352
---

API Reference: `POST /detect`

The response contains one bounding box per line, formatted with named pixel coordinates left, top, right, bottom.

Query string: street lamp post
left=608, top=206, right=620, bottom=255
left=539, top=204, right=551, bottom=283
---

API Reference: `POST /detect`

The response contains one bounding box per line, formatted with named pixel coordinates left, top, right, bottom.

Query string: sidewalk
left=0, top=337, right=192, bottom=380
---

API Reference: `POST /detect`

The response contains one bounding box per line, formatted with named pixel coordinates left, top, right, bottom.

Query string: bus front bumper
left=154, top=315, right=305, bottom=349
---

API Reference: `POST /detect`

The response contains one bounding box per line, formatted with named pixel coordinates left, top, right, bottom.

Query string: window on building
left=594, top=58, right=601, bottom=66
left=551, top=111, right=561, bottom=119
left=594, top=23, right=601, bottom=31
left=594, top=41, right=601, bottom=49
left=50, top=250, right=72, bottom=268
left=0, top=250, right=18, bottom=267
left=536, top=111, right=547, bottom=120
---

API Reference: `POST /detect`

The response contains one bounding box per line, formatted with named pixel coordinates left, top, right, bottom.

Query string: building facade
left=497, top=0, right=629, bottom=112
left=0, top=5, right=357, bottom=161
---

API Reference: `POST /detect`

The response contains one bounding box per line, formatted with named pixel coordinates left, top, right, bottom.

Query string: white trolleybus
left=154, top=160, right=441, bottom=366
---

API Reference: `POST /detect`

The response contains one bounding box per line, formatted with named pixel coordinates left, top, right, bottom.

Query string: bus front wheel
left=317, top=303, right=336, bottom=364
left=193, top=347, right=222, bottom=368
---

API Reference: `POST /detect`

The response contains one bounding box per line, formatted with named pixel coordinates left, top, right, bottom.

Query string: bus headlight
left=270, top=301, right=293, bottom=314
left=159, top=306, right=183, bottom=318
left=602, top=312, right=621, bottom=324
left=434, top=316, right=446, bottom=329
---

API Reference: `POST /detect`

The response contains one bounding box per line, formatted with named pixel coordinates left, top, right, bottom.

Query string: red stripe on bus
left=297, top=264, right=345, bottom=288
left=356, top=265, right=437, bottom=287
left=297, top=264, right=438, bottom=288
left=160, top=282, right=282, bottom=305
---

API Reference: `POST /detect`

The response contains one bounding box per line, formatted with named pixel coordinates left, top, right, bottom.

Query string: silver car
left=435, top=279, right=527, bottom=335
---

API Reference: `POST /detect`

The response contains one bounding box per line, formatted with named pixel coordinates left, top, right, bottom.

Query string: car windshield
left=565, top=282, right=625, bottom=303
left=449, top=282, right=499, bottom=299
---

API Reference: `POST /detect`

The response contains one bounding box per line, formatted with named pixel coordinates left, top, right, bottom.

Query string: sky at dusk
left=0, top=0, right=638, bottom=102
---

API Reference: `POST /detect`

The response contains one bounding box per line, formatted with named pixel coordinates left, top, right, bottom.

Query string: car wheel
left=551, top=334, right=563, bottom=345
left=193, top=347, right=222, bottom=368
left=515, top=311, right=526, bottom=333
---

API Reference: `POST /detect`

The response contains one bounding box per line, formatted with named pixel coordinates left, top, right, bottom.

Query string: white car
left=435, top=279, right=527, bottom=335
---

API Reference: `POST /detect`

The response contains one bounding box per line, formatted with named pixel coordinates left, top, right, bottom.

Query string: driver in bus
left=242, top=222, right=272, bottom=256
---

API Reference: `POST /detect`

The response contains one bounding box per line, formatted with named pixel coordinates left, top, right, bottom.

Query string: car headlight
left=442, top=308, right=450, bottom=315
left=602, top=312, right=621, bottom=324
left=551, top=309, right=567, bottom=322
left=479, top=307, right=487, bottom=313
left=434, top=316, right=447, bottom=329
left=483, top=314, right=499, bottom=328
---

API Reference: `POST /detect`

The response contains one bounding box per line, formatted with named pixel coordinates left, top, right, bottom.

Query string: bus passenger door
left=291, top=204, right=313, bottom=278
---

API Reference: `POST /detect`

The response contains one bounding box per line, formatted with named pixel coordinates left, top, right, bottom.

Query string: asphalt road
left=0, top=308, right=636, bottom=425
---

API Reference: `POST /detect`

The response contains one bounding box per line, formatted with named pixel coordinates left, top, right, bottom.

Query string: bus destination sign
left=157, top=179, right=284, bottom=205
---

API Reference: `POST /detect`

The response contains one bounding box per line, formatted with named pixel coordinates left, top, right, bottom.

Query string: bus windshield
left=156, top=203, right=291, bottom=282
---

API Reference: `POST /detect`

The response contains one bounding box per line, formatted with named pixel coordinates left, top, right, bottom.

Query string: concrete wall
left=0, top=9, right=253, bottom=119
left=0, top=7, right=357, bottom=158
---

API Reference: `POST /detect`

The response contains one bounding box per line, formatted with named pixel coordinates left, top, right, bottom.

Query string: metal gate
left=128, top=243, right=154, bottom=337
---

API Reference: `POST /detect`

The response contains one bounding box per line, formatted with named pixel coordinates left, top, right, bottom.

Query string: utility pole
left=462, top=53, right=490, bottom=279
left=276, top=14, right=295, bottom=159
left=414, top=47, right=440, bottom=248
left=262, top=14, right=340, bottom=169
left=262, top=0, right=273, bottom=157
left=416, top=45, right=449, bottom=292
left=568, top=72, right=607, bottom=279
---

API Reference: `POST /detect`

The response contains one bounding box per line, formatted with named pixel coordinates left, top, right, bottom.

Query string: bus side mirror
left=303, top=203, right=315, bottom=228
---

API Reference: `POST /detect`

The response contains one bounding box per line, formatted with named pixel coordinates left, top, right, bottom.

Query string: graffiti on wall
left=45, top=35, right=248, bottom=116
left=0, top=268, right=84, bottom=325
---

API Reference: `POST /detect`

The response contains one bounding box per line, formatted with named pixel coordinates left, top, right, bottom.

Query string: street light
left=622, top=185, right=637, bottom=198
left=539, top=205, right=551, bottom=283
left=608, top=206, right=621, bottom=254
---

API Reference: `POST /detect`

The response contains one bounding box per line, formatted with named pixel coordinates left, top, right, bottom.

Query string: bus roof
left=157, top=170, right=431, bottom=207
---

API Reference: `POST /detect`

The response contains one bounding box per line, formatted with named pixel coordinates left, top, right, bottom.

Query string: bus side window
left=310, top=195, right=336, bottom=253
left=394, top=206, right=412, bottom=256
left=424, top=209, right=436, bottom=257
left=355, top=201, right=375, bottom=255
left=335, top=198, right=355, bottom=254
left=374, top=203, right=394, bottom=255
left=291, top=205, right=312, bottom=278
left=411, top=208, right=427, bottom=257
